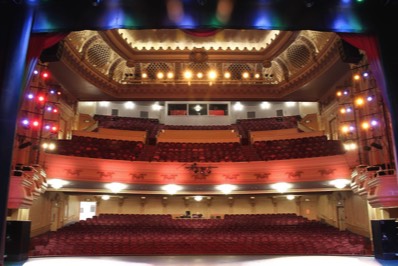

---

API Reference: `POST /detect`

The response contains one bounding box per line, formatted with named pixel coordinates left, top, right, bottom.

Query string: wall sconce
left=48, top=178, right=69, bottom=189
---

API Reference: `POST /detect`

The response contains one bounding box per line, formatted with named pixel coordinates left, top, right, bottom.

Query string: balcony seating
left=151, top=142, right=248, bottom=162
left=252, top=136, right=345, bottom=161
left=47, top=136, right=144, bottom=161
left=29, top=213, right=371, bottom=257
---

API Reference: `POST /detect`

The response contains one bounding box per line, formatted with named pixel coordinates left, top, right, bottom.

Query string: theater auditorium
left=2, top=1, right=398, bottom=266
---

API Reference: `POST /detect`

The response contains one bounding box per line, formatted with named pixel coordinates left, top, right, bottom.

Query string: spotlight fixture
left=18, top=141, right=33, bottom=149
left=370, top=142, right=383, bottom=150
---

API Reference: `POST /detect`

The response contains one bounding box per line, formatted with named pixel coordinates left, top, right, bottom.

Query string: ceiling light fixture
left=194, top=195, right=203, bottom=202
left=48, top=179, right=69, bottom=189
left=329, top=179, right=350, bottom=189
left=271, top=182, right=293, bottom=193
left=216, top=184, right=237, bottom=194
left=162, top=184, right=183, bottom=195
left=104, top=182, right=127, bottom=193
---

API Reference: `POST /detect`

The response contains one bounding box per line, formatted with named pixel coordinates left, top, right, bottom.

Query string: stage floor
left=4, top=255, right=398, bottom=266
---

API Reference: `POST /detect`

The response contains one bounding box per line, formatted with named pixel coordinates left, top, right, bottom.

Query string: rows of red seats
left=237, top=115, right=301, bottom=131
left=29, top=213, right=371, bottom=256
left=162, top=125, right=234, bottom=130
left=93, top=114, right=160, bottom=143
left=151, top=142, right=248, bottom=162
left=48, top=136, right=144, bottom=161
left=253, top=136, right=345, bottom=161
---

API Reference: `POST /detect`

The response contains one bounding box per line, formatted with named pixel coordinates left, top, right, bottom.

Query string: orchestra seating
left=47, top=136, right=144, bottom=161
left=29, top=213, right=371, bottom=256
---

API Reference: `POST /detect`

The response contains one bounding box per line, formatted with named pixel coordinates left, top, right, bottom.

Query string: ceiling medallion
left=189, top=49, right=208, bottom=63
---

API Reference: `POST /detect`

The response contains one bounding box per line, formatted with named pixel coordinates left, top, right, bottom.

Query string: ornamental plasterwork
left=60, top=29, right=341, bottom=100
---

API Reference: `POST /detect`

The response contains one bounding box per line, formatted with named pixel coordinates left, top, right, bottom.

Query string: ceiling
left=47, top=29, right=353, bottom=102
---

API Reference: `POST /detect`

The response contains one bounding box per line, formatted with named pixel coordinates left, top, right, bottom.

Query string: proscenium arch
left=1, top=1, right=398, bottom=263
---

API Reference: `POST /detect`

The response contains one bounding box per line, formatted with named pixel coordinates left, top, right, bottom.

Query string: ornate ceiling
left=50, top=29, right=350, bottom=102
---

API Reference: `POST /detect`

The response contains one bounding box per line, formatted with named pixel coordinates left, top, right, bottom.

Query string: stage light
left=37, top=95, right=46, bottom=103
left=22, top=119, right=29, bottom=126
left=361, top=121, right=370, bottom=130
left=32, top=120, right=40, bottom=127
left=370, top=120, right=378, bottom=126
left=355, top=97, right=364, bottom=106
left=27, top=93, right=34, bottom=99
left=370, top=142, right=383, bottom=150
left=41, top=71, right=49, bottom=79
left=18, top=141, right=32, bottom=149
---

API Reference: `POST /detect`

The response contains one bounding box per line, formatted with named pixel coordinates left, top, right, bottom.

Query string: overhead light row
left=46, top=179, right=351, bottom=192
left=140, top=70, right=266, bottom=80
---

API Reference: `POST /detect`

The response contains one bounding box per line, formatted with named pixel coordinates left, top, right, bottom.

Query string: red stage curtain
left=338, top=33, right=386, bottom=103
left=24, top=32, right=69, bottom=89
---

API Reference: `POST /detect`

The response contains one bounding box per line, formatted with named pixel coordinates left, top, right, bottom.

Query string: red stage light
left=41, top=71, right=49, bottom=79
